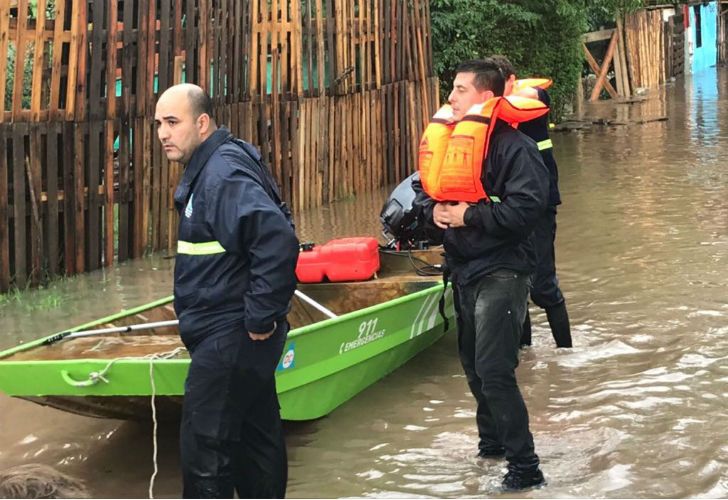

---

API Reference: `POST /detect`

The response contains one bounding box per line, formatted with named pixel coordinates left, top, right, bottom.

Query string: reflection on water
left=1, top=69, right=728, bottom=498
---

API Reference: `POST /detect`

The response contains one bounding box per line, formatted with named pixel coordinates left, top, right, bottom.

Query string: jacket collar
left=174, top=127, right=232, bottom=210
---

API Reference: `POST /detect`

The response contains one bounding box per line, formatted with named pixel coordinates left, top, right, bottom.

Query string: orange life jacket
left=513, top=78, right=552, bottom=93
left=418, top=96, right=549, bottom=203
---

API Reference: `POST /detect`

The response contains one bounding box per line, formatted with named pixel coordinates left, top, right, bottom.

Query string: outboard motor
left=380, top=172, right=433, bottom=249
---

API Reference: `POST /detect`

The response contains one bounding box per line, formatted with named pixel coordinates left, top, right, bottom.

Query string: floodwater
left=1, top=68, right=728, bottom=498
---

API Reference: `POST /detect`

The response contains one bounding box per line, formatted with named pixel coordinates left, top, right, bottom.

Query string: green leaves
left=430, top=0, right=589, bottom=121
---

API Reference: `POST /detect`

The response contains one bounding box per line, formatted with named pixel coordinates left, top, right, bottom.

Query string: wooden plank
left=398, top=81, right=406, bottom=181
left=373, top=0, right=381, bottom=89
left=104, top=119, right=114, bottom=267
left=117, top=0, right=133, bottom=263
left=85, top=0, right=104, bottom=269
left=271, top=45, right=280, bottom=182
left=12, top=0, right=29, bottom=120
left=27, top=126, right=43, bottom=284
left=73, top=0, right=88, bottom=121
left=132, top=118, right=144, bottom=258
left=211, top=0, right=221, bottom=98
left=583, top=42, right=619, bottom=98
left=0, top=126, right=9, bottom=290
left=199, top=0, right=209, bottom=92
left=582, top=28, right=616, bottom=44
left=616, top=16, right=631, bottom=97
left=294, top=99, right=304, bottom=210
left=142, top=119, right=152, bottom=254
left=87, top=120, right=102, bottom=271
left=326, top=0, right=336, bottom=93
left=61, top=121, right=75, bottom=274
left=158, top=0, right=172, bottom=94
left=73, top=122, right=85, bottom=272
left=46, top=122, right=59, bottom=275
left=105, top=1, right=119, bottom=118
left=185, top=0, right=197, bottom=85
left=590, top=31, right=619, bottom=101
left=48, top=0, right=66, bottom=119
left=30, top=0, right=47, bottom=120
left=280, top=100, right=292, bottom=203
left=144, top=0, right=156, bottom=114
left=302, top=0, right=313, bottom=96
left=0, top=3, right=10, bottom=123
left=13, top=125, right=28, bottom=289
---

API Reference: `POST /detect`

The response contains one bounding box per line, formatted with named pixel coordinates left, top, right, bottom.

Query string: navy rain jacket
left=173, top=128, right=299, bottom=349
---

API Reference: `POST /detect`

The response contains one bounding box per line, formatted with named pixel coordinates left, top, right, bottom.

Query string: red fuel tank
left=295, top=237, right=380, bottom=283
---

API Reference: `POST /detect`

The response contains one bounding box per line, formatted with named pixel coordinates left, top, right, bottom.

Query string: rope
left=59, top=347, right=186, bottom=498
left=148, top=356, right=158, bottom=499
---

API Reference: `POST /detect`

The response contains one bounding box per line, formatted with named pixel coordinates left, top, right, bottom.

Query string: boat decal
left=339, top=318, right=386, bottom=354
left=410, top=292, right=439, bottom=338
left=277, top=342, right=296, bottom=371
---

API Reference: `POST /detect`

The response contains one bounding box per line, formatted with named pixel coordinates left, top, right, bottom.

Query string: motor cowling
left=380, top=172, right=438, bottom=249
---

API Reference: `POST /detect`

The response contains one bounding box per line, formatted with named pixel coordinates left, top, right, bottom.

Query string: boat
left=0, top=248, right=453, bottom=421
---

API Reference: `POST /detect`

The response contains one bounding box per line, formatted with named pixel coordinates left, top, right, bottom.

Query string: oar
left=294, top=290, right=338, bottom=319
left=43, top=290, right=336, bottom=345
left=43, top=320, right=180, bottom=345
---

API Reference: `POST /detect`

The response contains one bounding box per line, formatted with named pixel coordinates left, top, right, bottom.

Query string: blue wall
left=690, top=1, right=718, bottom=74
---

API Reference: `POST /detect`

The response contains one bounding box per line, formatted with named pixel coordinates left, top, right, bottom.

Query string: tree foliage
left=429, top=0, right=591, bottom=121
left=586, top=0, right=645, bottom=30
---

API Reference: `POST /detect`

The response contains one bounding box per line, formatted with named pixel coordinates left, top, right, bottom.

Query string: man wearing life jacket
left=416, top=59, right=548, bottom=491
left=491, top=55, right=573, bottom=349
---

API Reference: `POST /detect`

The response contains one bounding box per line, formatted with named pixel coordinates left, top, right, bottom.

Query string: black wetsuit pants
left=180, top=323, right=288, bottom=498
left=454, top=271, right=540, bottom=469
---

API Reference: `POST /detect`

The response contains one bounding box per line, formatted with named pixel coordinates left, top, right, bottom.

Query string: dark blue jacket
left=516, top=87, right=561, bottom=206
left=173, top=128, right=299, bottom=348
left=415, top=121, right=549, bottom=286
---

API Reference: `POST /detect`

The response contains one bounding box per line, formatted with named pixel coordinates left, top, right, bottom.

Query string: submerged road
left=1, top=68, right=727, bottom=498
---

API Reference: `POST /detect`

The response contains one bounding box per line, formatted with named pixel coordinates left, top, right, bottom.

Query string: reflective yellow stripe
left=177, top=240, right=226, bottom=255
left=537, top=139, right=553, bottom=151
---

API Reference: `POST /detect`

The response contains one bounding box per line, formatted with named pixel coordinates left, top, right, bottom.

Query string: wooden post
left=590, top=30, right=619, bottom=102
left=583, top=42, right=619, bottom=98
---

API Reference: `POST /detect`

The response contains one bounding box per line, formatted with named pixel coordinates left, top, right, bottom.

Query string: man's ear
left=197, top=113, right=210, bottom=134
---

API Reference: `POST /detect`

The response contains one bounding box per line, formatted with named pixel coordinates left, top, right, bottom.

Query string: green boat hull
left=0, top=280, right=454, bottom=421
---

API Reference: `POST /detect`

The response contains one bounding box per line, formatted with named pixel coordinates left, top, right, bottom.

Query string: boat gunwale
left=0, top=282, right=446, bottom=363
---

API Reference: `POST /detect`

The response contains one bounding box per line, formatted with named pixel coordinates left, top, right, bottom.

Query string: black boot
left=546, top=301, right=572, bottom=348
left=476, top=444, right=505, bottom=459
left=520, top=309, right=532, bottom=348
left=502, top=463, right=545, bottom=491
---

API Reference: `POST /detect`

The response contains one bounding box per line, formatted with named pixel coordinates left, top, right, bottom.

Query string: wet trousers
left=521, top=207, right=572, bottom=347
left=454, top=270, right=540, bottom=467
left=180, top=324, right=288, bottom=498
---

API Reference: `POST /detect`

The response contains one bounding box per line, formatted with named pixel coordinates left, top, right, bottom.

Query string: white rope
left=59, top=347, right=185, bottom=498
left=148, top=356, right=158, bottom=499
left=145, top=347, right=185, bottom=499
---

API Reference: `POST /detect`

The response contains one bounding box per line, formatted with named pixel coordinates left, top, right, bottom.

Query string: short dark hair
left=454, top=59, right=505, bottom=96
left=489, top=55, right=516, bottom=79
left=188, top=87, right=214, bottom=121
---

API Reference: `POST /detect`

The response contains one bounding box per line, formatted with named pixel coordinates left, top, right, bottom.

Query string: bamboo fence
left=0, top=0, right=438, bottom=292
left=624, top=9, right=666, bottom=90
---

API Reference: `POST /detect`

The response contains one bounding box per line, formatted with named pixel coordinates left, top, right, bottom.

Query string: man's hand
left=249, top=321, right=277, bottom=341
left=433, top=202, right=470, bottom=229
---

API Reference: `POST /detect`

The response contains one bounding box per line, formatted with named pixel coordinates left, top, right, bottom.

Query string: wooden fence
left=0, top=0, right=438, bottom=292
left=581, top=9, right=679, bottom=103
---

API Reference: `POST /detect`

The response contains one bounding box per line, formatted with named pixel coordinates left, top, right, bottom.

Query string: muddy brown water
left=1, top=69, right=727, bottom=498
